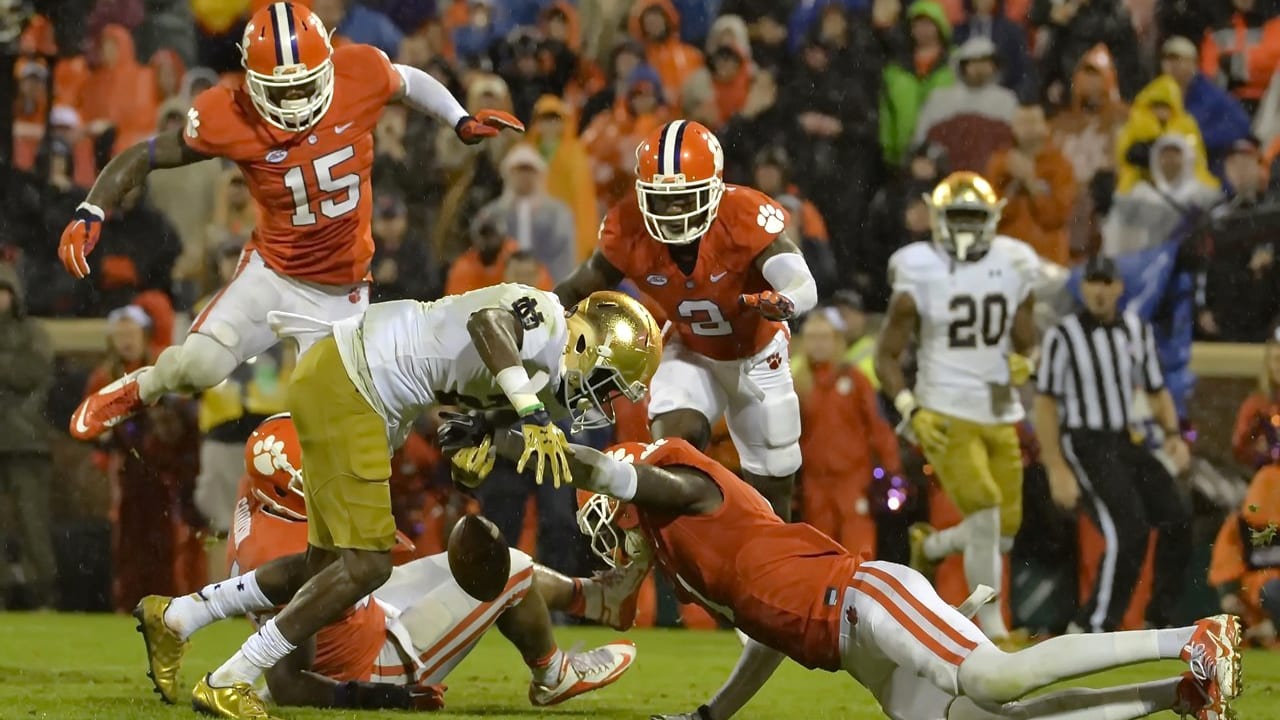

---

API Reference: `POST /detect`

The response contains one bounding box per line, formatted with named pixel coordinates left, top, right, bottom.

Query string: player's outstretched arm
left=58, top=128, right=209, bottom=277
left=555, top=251, right=625, bottom=309
left=654, top=638, right=786, bottom=720
left=741, top=236, right=817, bottom=321
left=390, top=62, right=524, bottom=144
left=266, top=635, right=446, bottom=710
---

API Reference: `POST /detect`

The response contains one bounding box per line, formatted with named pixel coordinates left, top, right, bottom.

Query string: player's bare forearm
left=874, top=293, right=918, bottom=401
left=1033, top=394, right=1065, bottom=468
left=554, top=251, right=623, bottom=308
left=468, top=307, right=525, bottom=376
left=265, top=639, right=333, bottom=707
left=86, top=129, right=207, bottom=211
left=1012, top=294, right=1038, bottom=355
left=703, top=638, right=787, bottom=720
left=1151, top=388, right=1181, bottom=434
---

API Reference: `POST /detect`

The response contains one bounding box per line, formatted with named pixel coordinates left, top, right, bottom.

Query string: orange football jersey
left=599, top=185, right=788, bottom=361
left=622, top=438, right=858, bottom=671
left=228, top=479, right=386, bottom=682
left=184, top=43, right=400, bottom=286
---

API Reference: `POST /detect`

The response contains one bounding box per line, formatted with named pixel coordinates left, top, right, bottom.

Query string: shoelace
left=567, top=644, right=617, bottom=676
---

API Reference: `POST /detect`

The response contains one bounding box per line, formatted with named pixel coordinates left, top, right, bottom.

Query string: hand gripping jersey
left=889, top=236, right=1039, bottom=425
left=184, top=44, right=401, bottom=286
left=599, top=185, right=788, bottom=361
left=228, top=482, right=386, bottom=681
left=622, top=438, right=859, bottom=670
left=332, top=284, right=568, bottom=448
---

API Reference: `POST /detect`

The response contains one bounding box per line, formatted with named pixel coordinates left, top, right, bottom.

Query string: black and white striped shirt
left=1036, top=311, right=1164, bottom=432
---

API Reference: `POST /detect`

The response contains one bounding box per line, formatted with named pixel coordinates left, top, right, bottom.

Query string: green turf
left=0, top=613, right=1277, bottom=720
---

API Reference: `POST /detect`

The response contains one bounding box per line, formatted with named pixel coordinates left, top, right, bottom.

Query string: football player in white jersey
left=133, top=286, right=662, bottom=719
left=874, top=172, right=1040, bottom=645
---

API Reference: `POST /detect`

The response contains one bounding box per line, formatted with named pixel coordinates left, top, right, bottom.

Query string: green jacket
left=0, top=264, right=53, bottom=454
left=879, top=0, right=955, bottom=165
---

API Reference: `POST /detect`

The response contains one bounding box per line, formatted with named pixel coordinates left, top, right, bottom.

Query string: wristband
left=333, top=680, right=411, bottom=709
left=893, top=389, right=918, bottom=419
left=496, top=365, right=542, bottom=415
left=76, top=202, right=105, bottom=220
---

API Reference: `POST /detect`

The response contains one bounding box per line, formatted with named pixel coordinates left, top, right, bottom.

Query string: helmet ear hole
left=576, top=335, right=588, bottom=353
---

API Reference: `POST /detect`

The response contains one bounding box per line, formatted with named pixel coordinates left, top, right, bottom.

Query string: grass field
left=1, top=613, right=1278, bottom=720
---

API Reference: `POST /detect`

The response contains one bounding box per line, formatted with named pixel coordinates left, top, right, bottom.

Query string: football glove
left=406, top=683, right=447, bottom=711
left=516, top=408, right=573, bottom=488
left=738, top=291, right=795, bottom=321
left=898, top=407, right=948, bottom=456
left=1007, top=353, right=1033, bottom=386
left=437, top=411, right=494, bottom=454
left=58, top=202, right=105, bottom=278
left=455, top=110, right=525, bottom=145
left=451, top=435, right=496, bottom=489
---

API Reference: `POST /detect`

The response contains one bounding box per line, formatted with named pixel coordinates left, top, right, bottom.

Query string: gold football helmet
left=926, top=171, right=1006, bottom=261
left=562, top=291, right=663, bottom=431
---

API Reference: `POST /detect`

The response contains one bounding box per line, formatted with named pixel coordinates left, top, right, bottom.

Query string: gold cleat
left=908, top=523, right=940, bottom=582
left=192, top=674, right=280, bottom=719
left=133, top=595, right=188, bottom=704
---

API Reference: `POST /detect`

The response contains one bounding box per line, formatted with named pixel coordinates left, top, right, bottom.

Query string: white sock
left=959, top=630, right=1169, bottom=704
left=209, top=617, right=296, bottom=687
left=137, top=349, right=174, bottom=403
left=964, top=509, right=1008, bottom=639
left=165, top=571, right=273, bottom=640
left=1156, top=627, right=1195, bottom=658
left=530, top=648, right=566, bottom=685
left=999, top=535, right=1014, bottom=554
left=948, top=677, right=1180, bottom=719
left=924, top=522, right=968, bottom=562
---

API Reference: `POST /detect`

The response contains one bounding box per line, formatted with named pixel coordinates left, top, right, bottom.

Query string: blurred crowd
left=5, top=0, right=1280, bottom=637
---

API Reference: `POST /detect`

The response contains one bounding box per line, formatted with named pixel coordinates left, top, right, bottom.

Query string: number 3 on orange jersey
left=677, top=299, right=731, bottom=336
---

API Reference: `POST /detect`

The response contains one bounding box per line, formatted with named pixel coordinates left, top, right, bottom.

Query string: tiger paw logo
left=766, top=352, right=783, bottom=370
left=756, top=204, right=785, bottom=234
left=252, top=435, right=288, bottom=476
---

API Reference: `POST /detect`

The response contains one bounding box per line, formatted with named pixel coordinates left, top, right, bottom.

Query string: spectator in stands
left=504, top=248, right=555, bottom=290
left=717, top=0, right=789, bottom=69
left=148, top=47, right=185, bottom=105
left=628, top=0, right=704, bottom=106
left=80, top=24, right=158, bottom=159
left=695, top=17, right=753, bottom=127
left=954, top=0, right=1034, bottom=96
left=863, top=141, right=949, bottom=310
left=79, top=186, right=181, bottom=316
left=535, top=3, right=588, bottom=101
left=579, top=40, right=645, bottom=130
left=149, top=99, right=221, bottom=301
left=1200, top=137, right=1280, bottom=343
left=1103, top=133, right=1219, bottom=256
left=1051, top=44, right=1127, bottom=260
left=12, top=60, right=48, bottom=175
left=1201, top=0, right=1280, bottom=115
left=478, top=144, right=575, bottom=281
left=1210, top=461, right=1280, bottom=646
left=880, top=1, right=955, bottom=166
left=496, top=28, right=559, bottom=122
left=311, top=0, right=403, bottom=57
left=913, top=36, right=1017, bottom=172
left=371, top=192, right=437, bottom=302
left=720, top=67, right=788, bottom=184
left=0, top=263, right=56, bottom=609
left=528, top=95, right=598, bottom=262
left=987, top=102, right=1076, bottom=265
left=1116, top=75, right=1217, bottom=194
left=582, top=64, right=670, bottom=209
left=179, top=66, right=218, bottom=106
left=1160, top=36, right=1252, bottom=179
left=1030, top=0, right=1143, bottom=102
left=1232, top=325, right=1280, bottom=470
left=450, top=0, right=509, bottom=66
left=444, top=214, right=551, bottom=295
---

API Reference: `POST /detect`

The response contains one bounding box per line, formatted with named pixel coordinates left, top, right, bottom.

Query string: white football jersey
left=889, top=236, right=1039, bottom=424
left=332, top=284, right=567, bottom=448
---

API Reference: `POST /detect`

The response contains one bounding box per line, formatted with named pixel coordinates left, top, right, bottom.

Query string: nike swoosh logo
left=335, top=121, right=355, bottom=134
left=710, top=272, right=728, bottom=282
left=73, top=402, right=91, bottom=436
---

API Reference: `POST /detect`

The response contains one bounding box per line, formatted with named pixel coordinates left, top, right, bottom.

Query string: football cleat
left=69, top=366, right=148, bottom=439
left=908, top=523, right=940, bottom=582
left=133, top=595, right=188, bottom=704
left=1181, top=615, right=1243, bottom=705
left=192, top=674, right=279, bottom=719
left=529, top=641, right=637, bottom=707
left=1176, top=670, right=1238, bottom=720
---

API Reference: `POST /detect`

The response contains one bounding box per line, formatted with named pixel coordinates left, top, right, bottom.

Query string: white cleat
left=529, top=642, right=637, bottom=707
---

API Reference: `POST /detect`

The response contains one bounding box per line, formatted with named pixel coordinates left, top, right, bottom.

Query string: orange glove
left=455, top=110, right=525, bottom=145
left=407, top=683, right=447, bottom=711
left=58, top=202, right=105, bottom=278
left=738, top=291, right=795, bottom=321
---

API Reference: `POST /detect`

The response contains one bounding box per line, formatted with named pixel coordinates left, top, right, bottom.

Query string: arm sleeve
left=760, top=252, right=818, bottom=315
left=393, top=62, right=468, bottom=126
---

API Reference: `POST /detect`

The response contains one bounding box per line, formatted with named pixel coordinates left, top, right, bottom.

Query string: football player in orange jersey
left=59, top=1, right=523, bottom=442
left=556, top=120, right=818, bottom=521
left=135, top=415, right=646, bottom=717
left=447, top=416, right=1245, bottom=720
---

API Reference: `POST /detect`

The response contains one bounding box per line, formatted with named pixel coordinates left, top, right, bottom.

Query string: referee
left=1033, top=256, right=1191, bottom=633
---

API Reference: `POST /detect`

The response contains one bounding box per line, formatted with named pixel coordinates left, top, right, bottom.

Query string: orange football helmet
left=244, top=413, right=307, bottom=520
left=634, top=119, right=725, bottom=244
left=239, top=2, right=335, bottom=131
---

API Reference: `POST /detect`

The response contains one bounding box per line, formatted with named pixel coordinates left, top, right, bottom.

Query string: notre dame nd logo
left=511, top=296, right=544, bottom=331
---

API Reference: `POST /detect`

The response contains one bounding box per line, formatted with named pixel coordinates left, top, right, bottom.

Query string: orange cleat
left=69, top=367, right=149, bottom=440
left=1180, top=614, right=1243, bottom=714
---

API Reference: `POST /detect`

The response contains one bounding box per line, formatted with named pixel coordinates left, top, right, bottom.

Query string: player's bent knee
left=341, top=549, right=394, bottom=591
left=173, top=331, right=240, bottom=391
left=651, top=410, right=712, bottom=450
left=958, top=644, right=1031, bottom=705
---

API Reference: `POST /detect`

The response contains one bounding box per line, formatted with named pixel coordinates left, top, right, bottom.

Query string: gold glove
left=1008, top=353, right=1033, bottom=386
left=909, top=407, right=949, bottom=455
left=516, top=409, right=573, bottom=488
left=451, top=435, right=496, bottom=488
